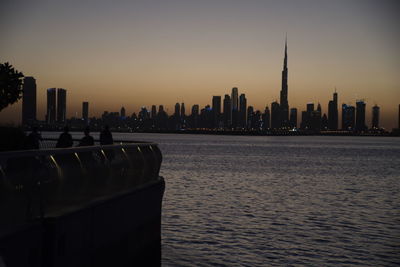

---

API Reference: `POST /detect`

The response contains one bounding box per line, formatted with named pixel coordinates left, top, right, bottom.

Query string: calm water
left=45, top=133, right=400, bottom=266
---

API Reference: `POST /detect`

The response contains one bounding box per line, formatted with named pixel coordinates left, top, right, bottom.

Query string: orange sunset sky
left=1, top=0, right=399, bottom=129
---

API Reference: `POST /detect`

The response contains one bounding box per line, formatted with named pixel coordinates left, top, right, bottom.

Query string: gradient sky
left=1, top=0, right=399, bottom=129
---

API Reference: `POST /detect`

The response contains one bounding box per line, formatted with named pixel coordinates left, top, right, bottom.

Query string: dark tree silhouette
left=0, top=62, right=24, bottom=111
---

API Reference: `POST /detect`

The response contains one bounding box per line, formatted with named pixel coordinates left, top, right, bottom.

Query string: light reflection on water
left=43, top=133, right=400, bottom=266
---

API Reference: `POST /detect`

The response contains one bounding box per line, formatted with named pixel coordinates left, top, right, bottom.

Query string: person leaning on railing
left=79, top=127, right=94, bottom=146
left=100, top=125, right=113, bottom=145
left=24, top=126, right=42, bottom=149
left=100, top=125, right=115, bottom=161
left=56, top=126, right=73, bottom=148
left=77, top=127, right=95, bottom=166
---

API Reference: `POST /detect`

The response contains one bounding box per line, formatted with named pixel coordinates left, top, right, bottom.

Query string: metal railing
left=38, top=138, right=153, bottom=149
left=0, top=140, right=162, bottom=228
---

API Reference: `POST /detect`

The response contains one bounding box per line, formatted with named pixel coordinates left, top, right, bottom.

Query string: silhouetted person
left=100, top=125, right=113, bottom=145
left=24, top=126, right=42, bottom=149
left=79, top=127, right=94, bottom=146
left=56, top=126, right=73, bottom=148
left=100, top=125, right=115, bottom=162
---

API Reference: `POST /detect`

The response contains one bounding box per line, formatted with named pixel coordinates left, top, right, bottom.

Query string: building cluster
left=20, top=41, right=398, bottom=133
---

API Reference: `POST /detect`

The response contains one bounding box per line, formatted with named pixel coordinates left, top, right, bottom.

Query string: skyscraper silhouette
left=328, top=90, right=338, bottom=130
left=22, top=77, right=36, bottom=126
left=247, top=106, right=254, bottom=129
left=180, top=103, right=185, bottom=117
left=307, top=103, right=314, bottom=113
left=151, top=105, right=157, bottom=119
left=280, top=39, right=289, bottom=128
left=180, top=103, right=186, bottom=128
left=239, top=94, right=247, bottom=128
left=289, top=108, right=297, bottom=128
left=356, top=100, right=366, bottom=131
left=301, top=103, right=315, bottom=129
left=372, top=105, right=380, bottom=129
left=46, top=88, right=56, bottom=124
left=311, top=103, right=322, bottom=130
left=321, top=113, right=328, bottom=130
left=57, top=88, right=66, bottom=123
left=263, top=106, right=270, bottom=129
left=82, top=102, right=89, bottom=124
left=212, top=96, right=221, bottom=115
left=231, top=87, right=239, bottom=128
left=342, top=104, right=355, bottom=130
left=174, top=103, right=180, bottom=118
left=271, top=101, right=280, bottom=129
left=223, top=94, right=231, bottom=128
left=212, top=96, right=221, bottom=128
left=231, top=87, right=238, bottom=111
left=191, top=105, right=199, bottom=115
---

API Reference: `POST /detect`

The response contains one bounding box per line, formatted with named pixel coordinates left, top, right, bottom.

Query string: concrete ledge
left=0, top=222, right=43, bottom=267
left=0, top=177, right=165, bottom=267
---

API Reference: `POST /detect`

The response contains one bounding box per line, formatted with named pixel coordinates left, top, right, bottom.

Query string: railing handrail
left=0, top=142, right=159, bottom=159
left=41, top=137, right=152, bottom=144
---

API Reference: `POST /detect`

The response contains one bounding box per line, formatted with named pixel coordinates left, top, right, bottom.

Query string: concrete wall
left=0, top=177, right=165, bottom=267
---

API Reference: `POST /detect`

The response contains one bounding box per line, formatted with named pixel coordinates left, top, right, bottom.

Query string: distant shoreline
left=40, top=129, right=399, bottom=137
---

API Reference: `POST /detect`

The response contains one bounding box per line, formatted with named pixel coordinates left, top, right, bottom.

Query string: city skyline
left=13, top=69, right=398, bottom=133
left=2, top=42, right=398, bottom=130
left=1, top=0, right=399, bottom=129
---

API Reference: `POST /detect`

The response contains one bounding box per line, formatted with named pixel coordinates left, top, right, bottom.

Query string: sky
left=1, top=0, right=399, bottom=129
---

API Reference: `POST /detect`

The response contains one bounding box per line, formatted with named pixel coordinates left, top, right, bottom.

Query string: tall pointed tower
left=280, top=38, right=289, bottom=127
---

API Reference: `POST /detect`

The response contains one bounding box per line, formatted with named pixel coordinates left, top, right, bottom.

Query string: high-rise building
left=300, top=111, right=308, bottom=129
left=191, top=105, right=199, bottom=116
left=82, top=102, right=89, bottom=124
left=46, top=88, right=56, bottom=124
left=22, top=76, right=36, bottom=125
left=174, top=103, right=180, bottom=118
left=342, top=104, right=355, bottom=130
left=231, top=88, right=239, bottom=128
left=311, top=105, right=321, bottom=131
left=254, top=110, right=262, bottom=129
left=231, top=87, right=238, bottom=111
left=289, top=108, right=297, bottom=128
left=212, top=96, right=221, bottom=128
left=263, top=106, right=270, bottom=129
left=120, top=106, right=126, bottom=118
left=212, top=96, right=221, bottom=115
left=301, top=103, right=315, bottom=129
left=247, top=106, right=254, bottom=129
left=328, top=91, right=338, bottom=130
left=280, top=39, right=289, bottom=128
left=191, top=104, right=199, bottom=129
left=271, top=101, right=280, bottom=129
left=180, top=103, right=186, bottom=128
left=239, top=94, right=247, bottom=128
left=307, top=103, right=314, bottom=113
left=156, top=105, right=168, bottom=129
left=139, top=107, right=149, bottom=120
left=372, top=105, right=380, bottom=129
left=56, top=88, right=66, bottom=123
left=181, top=103, right=185, bottom=117
left=223, top=94, right=231, bottom=128
left=356, top=100, right=366, bottom=131
left=321, top=114, right=328, bottom=130
left=151, top=105, right=157, bottom=119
